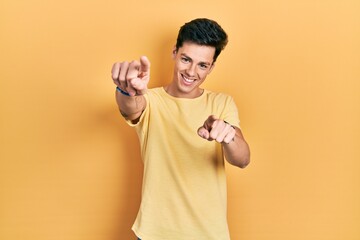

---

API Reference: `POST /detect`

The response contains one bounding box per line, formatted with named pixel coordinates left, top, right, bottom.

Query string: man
left=111, top=18, right=250, bottom=240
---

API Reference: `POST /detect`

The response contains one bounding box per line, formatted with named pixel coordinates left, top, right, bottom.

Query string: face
left=166, top=42, right=215, bottom=98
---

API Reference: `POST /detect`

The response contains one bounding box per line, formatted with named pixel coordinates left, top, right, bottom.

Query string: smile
left=182, top=74, right=195, bottom=83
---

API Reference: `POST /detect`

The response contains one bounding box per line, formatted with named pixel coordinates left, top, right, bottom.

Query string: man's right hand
left=111, top=56, right=151, bottom=96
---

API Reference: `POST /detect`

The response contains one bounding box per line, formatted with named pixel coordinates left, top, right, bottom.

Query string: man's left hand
left=197, top=115, right=236, bottom=144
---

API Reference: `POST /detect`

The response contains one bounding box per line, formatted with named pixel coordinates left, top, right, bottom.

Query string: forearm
left=115, top=90, right=146, bottom=121
left=222, top=128, right=250, bottom=168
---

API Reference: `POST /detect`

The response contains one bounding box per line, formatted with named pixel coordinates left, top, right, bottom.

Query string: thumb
left=139, top=56, right=150, bottom=76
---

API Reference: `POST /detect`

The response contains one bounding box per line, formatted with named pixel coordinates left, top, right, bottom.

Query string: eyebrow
left=180, top=53, right=212, bottom=66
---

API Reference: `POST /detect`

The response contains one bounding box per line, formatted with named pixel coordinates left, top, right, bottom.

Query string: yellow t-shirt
left=127, top=87, right=240, bottom=240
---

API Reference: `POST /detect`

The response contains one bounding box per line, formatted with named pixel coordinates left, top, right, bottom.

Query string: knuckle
left=120, top=61, right=129, bottom=69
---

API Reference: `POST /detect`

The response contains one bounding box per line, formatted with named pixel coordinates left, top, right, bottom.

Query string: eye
left=199, top=63, right=209, bottom=70
left=181, top=57, right=190, bottom=63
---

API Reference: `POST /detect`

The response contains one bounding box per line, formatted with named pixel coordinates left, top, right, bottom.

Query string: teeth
left=183, top=76, right=194, bottom=83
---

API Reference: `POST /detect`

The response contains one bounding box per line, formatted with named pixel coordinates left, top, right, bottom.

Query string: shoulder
left=146, top=87, right=164, bottom=97
left=203, top=89, right=239, bottom=115
left=203, top=89, right=234, bottom=103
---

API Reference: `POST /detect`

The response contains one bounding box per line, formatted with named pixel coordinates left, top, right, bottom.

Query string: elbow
left=239, top=157, right=250, bottom=168
left=234, top=156, right=250, bottom=169
left=229, top=152, right=250, bottom=169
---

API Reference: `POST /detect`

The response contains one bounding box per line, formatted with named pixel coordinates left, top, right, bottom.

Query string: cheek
left=175, top=63, right=187, bottom=73
left=173, top=64, right=184, bottom=78
left=197, top=71, right=208, bottom=80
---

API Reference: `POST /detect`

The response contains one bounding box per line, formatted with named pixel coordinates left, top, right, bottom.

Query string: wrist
left=223, top=120, right=236, bottom=130
left=116, top=86, right=131, bottom=96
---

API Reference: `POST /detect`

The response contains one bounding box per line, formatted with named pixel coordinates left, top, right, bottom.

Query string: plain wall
left=1, top=0, right=359, bottom=239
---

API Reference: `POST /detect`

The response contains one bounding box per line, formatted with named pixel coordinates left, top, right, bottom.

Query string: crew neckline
left=161, top=87, right=207, bottom=101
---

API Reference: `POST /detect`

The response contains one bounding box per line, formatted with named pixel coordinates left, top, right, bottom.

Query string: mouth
left=181, top=74, right=195, bottom=85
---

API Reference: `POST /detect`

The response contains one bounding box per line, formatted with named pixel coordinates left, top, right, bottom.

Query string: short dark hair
left=175, top=18, right=228, bottom=62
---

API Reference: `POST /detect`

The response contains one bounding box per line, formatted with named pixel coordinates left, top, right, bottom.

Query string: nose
left=185, top=63, right=196, bottom=77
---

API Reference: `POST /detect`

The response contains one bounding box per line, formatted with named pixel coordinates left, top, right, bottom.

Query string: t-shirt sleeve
left=221, top=96, right=241, bottom=129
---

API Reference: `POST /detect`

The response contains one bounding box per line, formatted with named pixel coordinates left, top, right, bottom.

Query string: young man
left=111, top=18, right=250, bottom=240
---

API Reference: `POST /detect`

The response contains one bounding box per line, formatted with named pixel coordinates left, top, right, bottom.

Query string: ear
left=172, top=46, right=177, bottom=59
left=208, top=63, right=215, bottom=74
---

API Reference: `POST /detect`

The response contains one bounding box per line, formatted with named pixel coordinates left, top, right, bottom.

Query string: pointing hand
left=111, top=56, right=150, bottom=96
left=198, top=115, right=236, bottom=144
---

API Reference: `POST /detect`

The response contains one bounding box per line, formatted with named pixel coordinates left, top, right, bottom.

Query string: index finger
left=139, top=56, right=150, bottom=74
left=127, top=60, right=141, bottom=80
left=203, top=115, right=218, bottom=131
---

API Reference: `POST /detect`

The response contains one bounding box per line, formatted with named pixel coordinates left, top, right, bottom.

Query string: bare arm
left=222, top=127, right=250, bottom=168
left=115, top=92, right=146, bottom=122
left=198, top=115, right=250, bottom=168
left=111, top=56, right=150, bottom=122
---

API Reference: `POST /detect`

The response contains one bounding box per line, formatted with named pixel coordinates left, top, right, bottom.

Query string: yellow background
left=1, top=0, right=359, bottom=239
